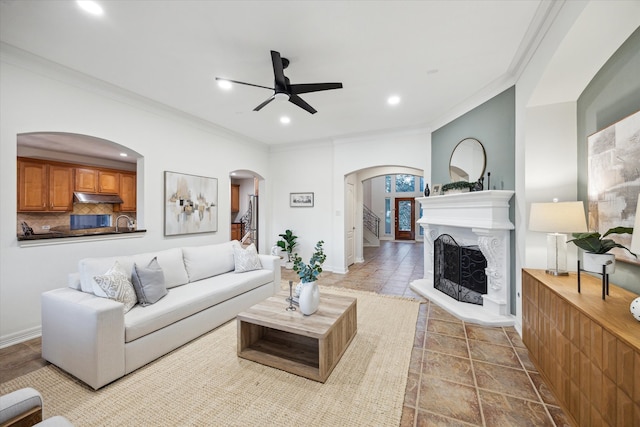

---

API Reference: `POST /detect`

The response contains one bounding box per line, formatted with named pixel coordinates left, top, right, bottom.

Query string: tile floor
left=1, top=241, right=571, bottom=426
left=283, top=241, right=571, bottom=427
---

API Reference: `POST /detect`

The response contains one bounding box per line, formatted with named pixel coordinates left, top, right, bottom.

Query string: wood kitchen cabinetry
left=18, top=158, right=73, bottom=212
left=231, top=223, right=242, bottom=241
left=75, top=167, right=119, bottom=194
left=18, top=157, right=136, bottom=212
left=117, top=172, right=136, bottom=212
left=231, top=184, right=240, bottom=213
left=522, top=269, right=640, bottom=427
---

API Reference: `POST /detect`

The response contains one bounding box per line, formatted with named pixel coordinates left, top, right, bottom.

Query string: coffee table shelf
left=237, top=292, right=357, bottom=382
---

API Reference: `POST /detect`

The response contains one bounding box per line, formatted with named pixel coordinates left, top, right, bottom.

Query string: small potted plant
left=568, top=226, right=636, bottom=273
left=292, top=240, right=326, bottom=315
left=276, top=229, right=298, bottom=269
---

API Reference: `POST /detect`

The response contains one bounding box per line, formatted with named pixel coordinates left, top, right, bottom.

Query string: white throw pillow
left=182, top=241, right=239, bottom=282
left=93, top=261, right=138, bottom=313
left=233, top=244, right=262, bottom=273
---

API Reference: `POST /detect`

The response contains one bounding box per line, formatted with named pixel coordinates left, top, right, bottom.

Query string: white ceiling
left=1, top=0, right=549, bottom=147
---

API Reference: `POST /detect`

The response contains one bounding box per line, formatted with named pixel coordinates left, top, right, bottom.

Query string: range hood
left=74, top=192, right=123, bottom=204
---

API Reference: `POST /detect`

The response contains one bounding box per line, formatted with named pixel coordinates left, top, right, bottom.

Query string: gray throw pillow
left=131, top=257, right=167, bottom=306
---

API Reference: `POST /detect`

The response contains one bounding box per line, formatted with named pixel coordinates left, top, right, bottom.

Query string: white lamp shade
left=529, top=201, right=588, bottom=233
left=631, top=198, right=640, bottom=254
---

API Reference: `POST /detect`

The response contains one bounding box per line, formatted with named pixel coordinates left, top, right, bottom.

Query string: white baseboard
left=0, top=326, right=41, bottom=349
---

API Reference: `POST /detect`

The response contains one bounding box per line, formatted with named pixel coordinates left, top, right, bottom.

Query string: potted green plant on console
left=293, top=240, right=326, bottom=315
left=568, top=226, right=636, bottom=274
left=276, top=229, right=298, bottom=269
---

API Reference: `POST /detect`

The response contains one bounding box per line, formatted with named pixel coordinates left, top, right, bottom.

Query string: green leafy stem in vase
left=293, top=240, right=326, bottom=283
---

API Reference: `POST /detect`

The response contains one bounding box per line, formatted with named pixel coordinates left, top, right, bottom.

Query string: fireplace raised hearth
left=410, top=190, right=515, bottom=326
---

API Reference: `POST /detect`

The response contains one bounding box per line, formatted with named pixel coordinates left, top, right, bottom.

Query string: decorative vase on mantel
left=298, top=281, right=320, bottom=315
left=582, top=252, right=616, bottom=274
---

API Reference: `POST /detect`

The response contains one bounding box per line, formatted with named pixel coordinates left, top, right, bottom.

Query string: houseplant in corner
left=568, top=226, right=636, bottom=274
left=293, top=240, right=326, bottom=315
left=276, top=229, right=298, bottom=269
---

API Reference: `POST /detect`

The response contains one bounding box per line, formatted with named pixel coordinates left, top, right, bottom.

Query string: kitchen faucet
left=115, top=215, right=135, bottom=232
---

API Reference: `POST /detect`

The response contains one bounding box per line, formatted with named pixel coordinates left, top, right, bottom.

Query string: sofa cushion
left=182, top=241, right=239, bottom=282
left=131, top=257, right=167, bottom=306
left=124, top=268, right=273, bottom=342
left=233, top=243, right=262, bottom=273
left=78, top=248, right=188, bottom=293
left=93, top=261, right=138, bottom=313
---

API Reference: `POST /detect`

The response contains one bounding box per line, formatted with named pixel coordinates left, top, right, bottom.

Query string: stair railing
left=363, top=204, right=380, bottom=238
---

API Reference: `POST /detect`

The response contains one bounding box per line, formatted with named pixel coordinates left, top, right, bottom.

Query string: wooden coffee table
left=237, top=291, right=357, bottom=382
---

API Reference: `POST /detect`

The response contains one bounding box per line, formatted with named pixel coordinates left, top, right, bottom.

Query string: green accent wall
left=431, top=86, right=516, bottom=313
left=432, top=86, right=515, bottom=191
left=577, top=27, right=640, bottom=293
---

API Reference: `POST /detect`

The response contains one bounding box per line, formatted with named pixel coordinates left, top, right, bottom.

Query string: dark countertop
left=17, top=227, right=146, bottom=241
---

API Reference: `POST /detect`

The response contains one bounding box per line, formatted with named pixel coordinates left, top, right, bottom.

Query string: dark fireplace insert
left=434, top=234, right=487, bottom=305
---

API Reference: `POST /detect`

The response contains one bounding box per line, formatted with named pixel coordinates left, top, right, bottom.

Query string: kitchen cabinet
left=75, top=167, right=120, bottom=194
left=17, top=158, right=73, bottom=212
left=48, top=164, right=74, bottom=211
left=75, top=167, right=98, bottom=192
left=117, top=172, right=137, bottom=212
left=98, top=170, right=120, bottom=194
left=522, top=269, right=640, bottom=427
left=231, top=184, right=240, bottom=213
left=231, top=223, right=242, bottom=241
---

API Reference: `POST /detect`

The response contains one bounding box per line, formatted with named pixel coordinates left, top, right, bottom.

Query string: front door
left=394, top=198, right=415, bottom=240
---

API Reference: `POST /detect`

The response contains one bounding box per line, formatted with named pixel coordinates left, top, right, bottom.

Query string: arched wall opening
left=345, top=165, right=424, bottom=268
left=230, top=169, right=266, bottom=253
left=16, top=131, right=145, bottom=234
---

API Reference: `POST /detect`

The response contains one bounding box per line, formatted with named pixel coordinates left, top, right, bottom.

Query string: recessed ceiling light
left=217, top=80, right=232, bottom=90
left=119, top=153, right=128, bottom=157
left=77, top=1, right=104, bottom=16
left=387, top=95, right=401, bottom=106
left=280, top=116, right=291, bottom=124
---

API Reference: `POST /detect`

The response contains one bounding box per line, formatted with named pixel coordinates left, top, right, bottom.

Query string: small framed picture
left=290, top=192, right=314, bottom=207
left=432, top=184, right=441, bottom=196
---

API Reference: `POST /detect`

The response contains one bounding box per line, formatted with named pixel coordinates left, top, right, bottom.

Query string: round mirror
left=449, top=138, right=486, bottom=182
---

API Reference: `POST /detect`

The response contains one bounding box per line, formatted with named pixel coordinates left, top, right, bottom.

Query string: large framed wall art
left=164, top=171, right=218, bottom=236
left=587, top=110, right=640, bottom=265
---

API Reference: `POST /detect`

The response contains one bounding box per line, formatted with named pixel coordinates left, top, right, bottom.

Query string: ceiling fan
left=216, top=50, right=343, bottom=114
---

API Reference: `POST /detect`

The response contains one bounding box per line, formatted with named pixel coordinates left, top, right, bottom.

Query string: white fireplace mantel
left=410, top=190, right=515, bottom=326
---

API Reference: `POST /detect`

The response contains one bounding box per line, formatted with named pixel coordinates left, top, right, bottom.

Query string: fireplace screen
left=434, top=234, right=487, bottom=305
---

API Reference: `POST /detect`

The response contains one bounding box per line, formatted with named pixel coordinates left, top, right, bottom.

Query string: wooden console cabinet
left=522, top=269, right=640, bottom=426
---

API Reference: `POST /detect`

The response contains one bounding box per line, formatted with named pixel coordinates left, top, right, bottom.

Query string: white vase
left=631, top=297, right=640, bottom=322
left=298, top=281, right=320, bottom=315
left=583, top=252, right=616, bottom=274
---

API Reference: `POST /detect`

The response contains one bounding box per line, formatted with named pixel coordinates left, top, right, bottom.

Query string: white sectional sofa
left=41, top=240, right=280, bottom=389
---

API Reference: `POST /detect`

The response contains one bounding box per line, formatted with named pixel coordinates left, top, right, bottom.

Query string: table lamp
left=529, top=200, right=588, bottom=276
left=631, top=198, right=640, bottom=255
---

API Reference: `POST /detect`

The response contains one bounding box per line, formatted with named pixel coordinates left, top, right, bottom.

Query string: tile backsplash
left=17, top=204, right=137, bottom=235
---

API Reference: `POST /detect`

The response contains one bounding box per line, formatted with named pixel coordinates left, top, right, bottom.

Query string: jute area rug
left=1, top=287, right=419, bottom=426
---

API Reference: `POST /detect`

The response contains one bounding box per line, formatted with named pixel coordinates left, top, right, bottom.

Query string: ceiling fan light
left=217, top=80, right=232, bottom=90
left=280, top=116, right=291, bottom=124
left=274, top=93, right=290, bottom=102
left=77, top=1, right=103, bottom=16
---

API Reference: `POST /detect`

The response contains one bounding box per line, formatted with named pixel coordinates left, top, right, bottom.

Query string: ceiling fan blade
left=270, top=50, right=287, bottom=90
left=253, top=95, right=276, bottom=112
left=289, top=94, right=317, bottom=114
left=289, top=82, right=343, bottom=95
left=215, top=77, right=273, bottom=91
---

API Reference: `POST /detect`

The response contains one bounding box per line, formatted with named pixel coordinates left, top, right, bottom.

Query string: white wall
left=0, top=47, right=270, bottom=346
left=512, top=1, right=639, bottom=333
left=269, top=129, right=430, bottom=274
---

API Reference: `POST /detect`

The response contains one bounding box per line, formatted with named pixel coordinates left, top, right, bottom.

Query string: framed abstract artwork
left=164, top=171, right=218, bottom=236
left=290, top=192, right=314, bottom=207
left=587, top=110, right=640, bottom=265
